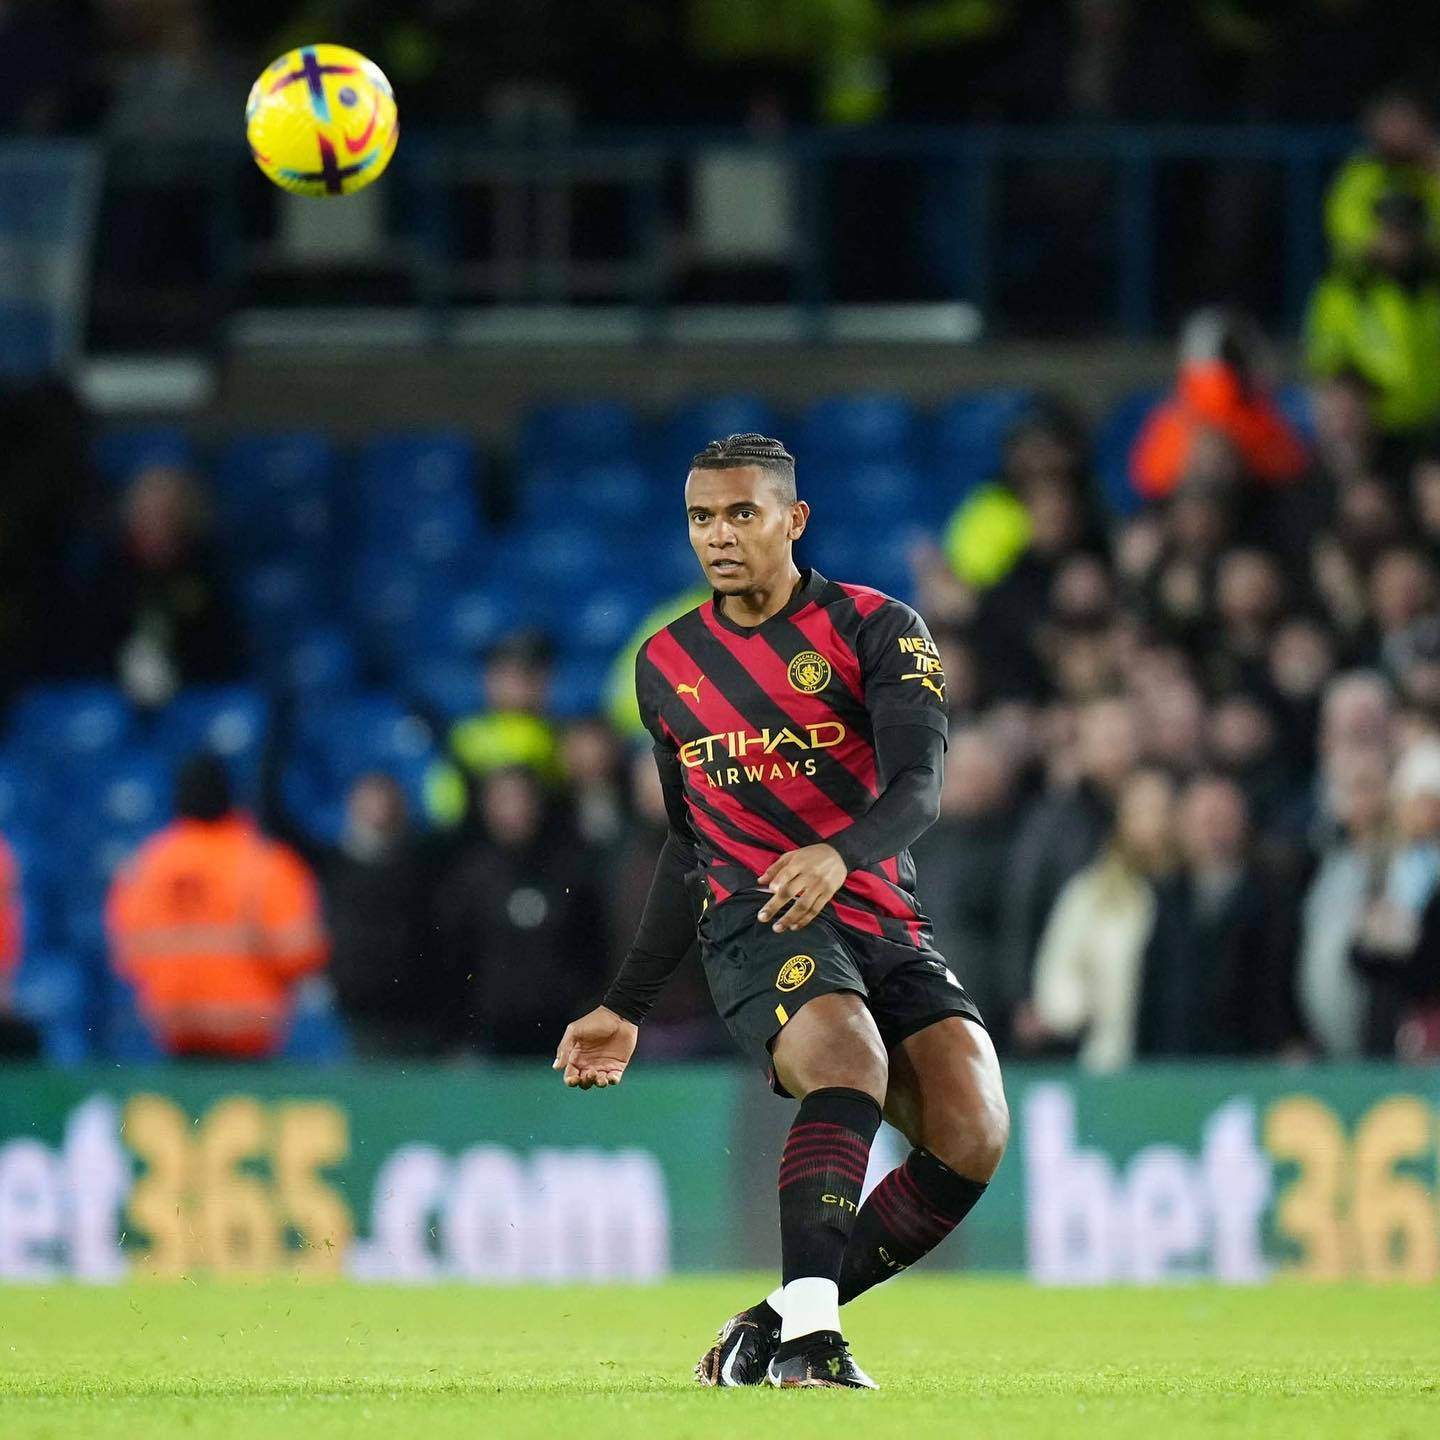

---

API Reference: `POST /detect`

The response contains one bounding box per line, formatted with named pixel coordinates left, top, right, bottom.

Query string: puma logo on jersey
left=676, top=677, right=706, bottom=700
left=919, top=676, right=946, bottom=700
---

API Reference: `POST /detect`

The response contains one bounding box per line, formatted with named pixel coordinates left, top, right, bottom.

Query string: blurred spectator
left=1324, top=85, right=1440, bottom=267
left=998, top=693, right=1139, bottom=1018
left=930, top=400, right=1102, bottom=697
left=606, top=747, right=727, bottom=1056
left=425, top=629, right=561, bottom=827
left=437, top=766, right=606, bottom=1056
left=0, top=835, right=40, bottom=1060
left=909, top=726, right=1019, bottom=1036
left=1018, top=766, right=1177, bottom=1070
left=1306, top=191, right=1440, bottom=442
left=1130, top=308, right=1309, bottom=503
left=262, top=714, right=450, bottom=1057
left=1298, top=744, right=1390, bottom=1056
left=82, top=464, right=242, bottom=709
left=561, top=715, right=628, bottom=855
left=1349, top=738, right=1440, bottom=1053
left=106, top=754, right=330, bottom=1059
left=1138, top=774, right=1301, bottom=1057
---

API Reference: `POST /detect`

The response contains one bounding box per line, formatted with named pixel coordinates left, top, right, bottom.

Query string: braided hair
left=690, top=433, right=797, bottom=503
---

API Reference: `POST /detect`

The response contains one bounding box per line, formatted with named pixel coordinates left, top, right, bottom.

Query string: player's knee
left=927, top=1082, right=1010, bottom=1182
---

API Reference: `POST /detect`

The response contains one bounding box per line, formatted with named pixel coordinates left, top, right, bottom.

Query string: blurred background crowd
left=4, top=1, right=1440, bottom=1071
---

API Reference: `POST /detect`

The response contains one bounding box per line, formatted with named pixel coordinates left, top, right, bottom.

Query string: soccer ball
left=245, top=44, right=398, bottom=197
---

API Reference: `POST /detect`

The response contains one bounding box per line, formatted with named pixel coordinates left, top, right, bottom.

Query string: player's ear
left=788, top=500, right=809, bottom=541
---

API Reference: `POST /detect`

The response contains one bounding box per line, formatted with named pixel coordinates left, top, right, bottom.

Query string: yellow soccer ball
left=245, top=44, right=398, bottom=197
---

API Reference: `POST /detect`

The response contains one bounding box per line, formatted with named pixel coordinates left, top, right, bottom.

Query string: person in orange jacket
left=1130, top=308, right=1310, bottom=503
left=106, top=753, right=329, bottom=1059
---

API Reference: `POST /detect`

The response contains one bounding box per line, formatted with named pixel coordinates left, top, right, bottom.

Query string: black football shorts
left=697, top=891, right=984, bottom=1096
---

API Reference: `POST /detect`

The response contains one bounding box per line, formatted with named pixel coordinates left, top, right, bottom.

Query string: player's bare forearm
left=757, top=844, right=848, bottom=932
left=552, top=1005, right=638, bottom=1090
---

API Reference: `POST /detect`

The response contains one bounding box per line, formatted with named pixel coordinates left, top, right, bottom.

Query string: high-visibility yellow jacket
left=1325, top=153, right=1440, bottom=266
left=1306, top=266, right=1440, bottom=435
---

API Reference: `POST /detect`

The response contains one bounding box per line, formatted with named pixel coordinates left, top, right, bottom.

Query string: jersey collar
left=709, top=567, right=826, bottom=636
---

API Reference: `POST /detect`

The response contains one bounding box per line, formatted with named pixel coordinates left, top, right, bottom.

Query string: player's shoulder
left=638, top=599, right=709, bottom=664
left=817, top=576, right=924, bottom=636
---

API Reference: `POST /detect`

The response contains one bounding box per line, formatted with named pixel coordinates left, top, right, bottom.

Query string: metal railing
left=3, top=124, right=1357, bottom=357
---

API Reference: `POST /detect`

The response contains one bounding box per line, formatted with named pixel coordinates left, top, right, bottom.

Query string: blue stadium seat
left=803, top=460, right=924, bottom=528
left=155, top=687, right=269, bottom=802
left=285, top=693, right=440, bottom=842
left=359, top=431, right=479, bottom=512
left=662, top=395, right=782, bottom=463
left=75, top=750, right=175, bottom=837
left=519, top=400, right=638, bottom=469
left=236, top=560, right=331, bottom=648
left=274, top=624, right=361, bottom=696
left=0, top=752, right=49, bottom=836
left=93, top=427, right=197, bottom=489
left=402, top=657, right=484, bottom=720
left=103, top=971, right=164, bottom=1062
left=445, top=587, right=529, bottom=658
left=802, top=531, right=916, bottom=604
left=13, top=949, right=90, bottom=1065
left=572, top=587, right=653, bottom=652
left=930, top=389, right=1035, bottom=498
left=6, top=833, right=57, bottom=952
left=548, top=652, right=613, bottom=719
left=5, top=684, right=133, bottom=762
left=217, top=431, right=340, bottom=558
left=1095, top=386, right=1165, bottom=517
left=379, top=489, right=488, bottom=571
left=347, top=555, right=462, bottom=666
left=798, top=394, right=918, bottom=463
left=281, top=980, right=353, bottom=1063
left=494, top=527, right=609, bottom=589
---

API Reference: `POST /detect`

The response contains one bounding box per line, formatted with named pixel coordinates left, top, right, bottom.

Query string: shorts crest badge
left=776, top=955, right=816, bottom=991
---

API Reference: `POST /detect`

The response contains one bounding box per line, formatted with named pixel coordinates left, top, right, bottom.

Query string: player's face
left=684, top=465, right=807, bottom=594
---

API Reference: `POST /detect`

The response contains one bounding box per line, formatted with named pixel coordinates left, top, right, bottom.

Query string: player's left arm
left=759, top=602, right=948, bottom=932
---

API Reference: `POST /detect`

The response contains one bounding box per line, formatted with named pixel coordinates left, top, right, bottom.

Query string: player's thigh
left=883, top=1016, right=1009, bottom=1180
left=771, top=990, right=888, bottom=1105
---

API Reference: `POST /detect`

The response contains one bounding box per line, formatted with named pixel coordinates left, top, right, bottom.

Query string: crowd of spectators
left=2, top=1, right=1437, bottom=135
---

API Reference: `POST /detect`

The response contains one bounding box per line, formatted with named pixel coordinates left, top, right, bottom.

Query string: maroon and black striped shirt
left=637, top=569, right=949, bottom=948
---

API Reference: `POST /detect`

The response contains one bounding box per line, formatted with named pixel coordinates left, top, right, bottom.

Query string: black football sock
left=774, top=1086, right=881, bottom=1352
left=838, top=1146, right=987, bottom=1305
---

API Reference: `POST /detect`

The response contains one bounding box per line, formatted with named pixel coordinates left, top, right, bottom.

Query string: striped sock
left=776, top=1087, right=881, bottom=1341
left=838, top=1147, right=987, bottom=1304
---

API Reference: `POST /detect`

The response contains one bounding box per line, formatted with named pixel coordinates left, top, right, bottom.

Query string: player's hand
left=552, top=1006, right=638, bottom=1090
left=757, top=844, right=848, bottom=932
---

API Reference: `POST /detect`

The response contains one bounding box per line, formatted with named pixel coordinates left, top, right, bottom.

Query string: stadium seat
left=236, top=559, right=332, bottom=650
left=280, top=979, right=353, bottom=1063
left=92, top=426, right=197, bottom=489
left=5, top=684, right=133, bottom=762
left=661, top=395, right=782, bottom=463
left=572, top=587, right=654, bottom=652
left=0, top=752, right=49, bottom=836
left=1276, top=383, right=1316, bottom=440
left=347, top=555, right=463, bottom=666
left=802, top=531, right=916, bottom=604
left=797, top=393, right=918, bottom=463
left=1095, top=386, right=1165, bottom=517
left=803, top=460, right=924, bottom=529
left=12, top=949, right=90, bottom=1065
left=519, top=400, right=638, bottom=469
left=445, top=587, right=529, bottom=658
left=548, top=652, right=613, bottom=719
left=6, top=833, right=57, bottom=952
left=274, top=624, right=361, bottom=696
left=74, top=750, right=175, bottom=837
left=285, top=692, right=440, bottom=842
left=154, top=686, right=269, bottom=801
left=359, top=431, right=479, bottom=510
left=930, top=389, right=1035, bottom=497
left=216, top=431, right=340, bottom=559
left=401, top=657, right=484, bottom=721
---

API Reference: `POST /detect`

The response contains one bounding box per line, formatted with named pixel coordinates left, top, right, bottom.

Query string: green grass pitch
left=2, top=1277, right=1435, bottom=1439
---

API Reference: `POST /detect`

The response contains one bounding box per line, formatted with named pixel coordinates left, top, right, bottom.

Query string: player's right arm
left=554, top=647, right=700, bottom=1090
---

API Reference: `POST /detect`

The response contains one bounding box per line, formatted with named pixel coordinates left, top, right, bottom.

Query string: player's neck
left=718, top=564, right=805, bottom=628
